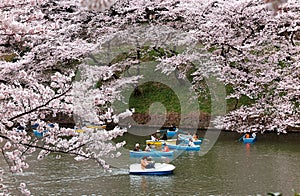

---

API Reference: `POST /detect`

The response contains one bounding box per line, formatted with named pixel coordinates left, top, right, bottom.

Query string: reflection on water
left=1, top=131, right=300, bottom=195
left=130, top=175, right=174, bottom=195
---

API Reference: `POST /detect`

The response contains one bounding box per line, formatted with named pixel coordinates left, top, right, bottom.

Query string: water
left=1, top=131, right=300, bottom=195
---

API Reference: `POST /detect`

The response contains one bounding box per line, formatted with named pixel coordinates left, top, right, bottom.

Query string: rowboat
left=129, top=150, right=174, bottom=158
left=166, top=129, right=178, bottom=137
left=165, top=139, right=177, bottom=145
left=178, top=134, right=203, bottom=145
left=75, top=129, right=85, bottom=133
left=243, top=137, right=256, bottom=144
left=166, top=144, right=200, bottom=151
left=182, top=139, right=202, bottom=145
left=129, top=163, right=175, bottom=175
left=165, top=138, right=201, bottom=146
left=86, top=125, right=106, bottom=129
left=239, top=134, right=257, bottom=144
left=33, top=130, right=48, bottom=137
left=146, top=140, right=165, bottom=146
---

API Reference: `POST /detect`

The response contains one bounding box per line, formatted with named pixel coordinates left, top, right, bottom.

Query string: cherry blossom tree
left=0, top=0, right=135, bottom=194
left=175, top=0, right=300, bottom=133
left=105, top=0, right=299, bottom=133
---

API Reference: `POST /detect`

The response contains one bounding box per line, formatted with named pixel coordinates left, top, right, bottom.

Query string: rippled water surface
left=1, top=131, right=300, bottom=195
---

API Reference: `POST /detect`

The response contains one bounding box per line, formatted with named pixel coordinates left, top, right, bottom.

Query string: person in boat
left=188, top=138, right=195, bottom=147
left=192, top=133, right=199, bottom=141
left=245, top=133, right=250, bottom=138
left=160, top=133, right=168, bottom=140
left=141, top=156, right=155, bottom=169
left=151, top=133, right=159, bottom=141
left=251, top=132, right=257, bottom=138
left=169, top=124, right=177, bottom=131
left=133, top=143, right=141, bottom=151
left=163, top=143, right=170, bottom=152
left=144, top=144, right=151, bottom=151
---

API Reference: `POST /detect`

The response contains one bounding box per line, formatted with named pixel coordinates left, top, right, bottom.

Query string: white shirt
left=188, top=140, right=195, bottom=147
left=151, top=135, right=157, bottom=141
left=145, top=145, right=151, bottom=151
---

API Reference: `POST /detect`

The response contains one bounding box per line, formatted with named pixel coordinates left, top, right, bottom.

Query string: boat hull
left=158, top=129, right=178, bottom=138
left=243, top=137, right=256, bottom=144
left=167, top=144, right=200, bottom=151
left=165, top=139, right=177, bottom=145
left=33, top=130, right=48, bottom=137
left=130, top=150, right=174, bottom=158
left=129, top=163, right=175, bottom=175
left=178, top=134, right=203, bottom=145
left=179, top=138, right=202, bottom=145
left=146, top=140, right=165, bottom=146
left=166, top=130, right=178, bottom=137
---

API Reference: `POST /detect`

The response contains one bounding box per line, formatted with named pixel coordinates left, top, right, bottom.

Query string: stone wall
left=119, top=112, right=212, bottom=129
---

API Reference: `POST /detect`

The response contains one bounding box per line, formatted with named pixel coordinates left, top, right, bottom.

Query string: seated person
left=151, top=134, right=158, bottom=141
left=163, top=143, right=170, bottom=152
left=133, top=143, right=141, bottom=151
left=141, top=156, right=155, bottom=169
left=146, top=157, right=155, bottom=168
left=169, top=124, right=177, bottom=131
left=188, top=139, right=195, bottom=147
left=251, top=132, right=256, bottom=138
left=192, top=133, right=199, bottom=141
left=245, top=133, right=250, bottom=138
left=160, top=133, right=167, bottom=140
left=144, top=144, right=151, bottom=151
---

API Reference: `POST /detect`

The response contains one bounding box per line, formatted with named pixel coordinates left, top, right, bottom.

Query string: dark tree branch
left=9, top=86, right=72, bottom=122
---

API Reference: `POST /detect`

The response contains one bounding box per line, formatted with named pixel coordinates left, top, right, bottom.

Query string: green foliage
left=197, top=90, right=212, bottom=113
left=98, top=42, right=258, bottom=117
left=0, top=53, right=17, bottom=62
left=127, top=79, right=254, bottom=115
left=207, top=46, right=217, bottom=53
left=224, top=84, right=255, bottom=112
left=278, top=60, right=291, bottom=69
left=292, top=189, right=300, bottom=196
left=129, top=82, right=181, bottom=113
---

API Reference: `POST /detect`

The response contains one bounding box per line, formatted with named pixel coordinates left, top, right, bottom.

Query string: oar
left=238, top=135, right=244, bottom=142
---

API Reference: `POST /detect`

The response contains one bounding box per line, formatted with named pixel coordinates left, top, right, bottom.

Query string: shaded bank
left=47, top=112, right=300, bottom=132
left=121, top=113, right=300, bottom=132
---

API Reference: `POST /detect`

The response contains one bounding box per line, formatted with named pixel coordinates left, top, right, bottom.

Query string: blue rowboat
left=31, top=123, right=39, bottom=129
left=158, top=129, right=179, bottom=138
left=129, top=163, right=175, bottom=175
left=178, top=134, right=203, bottom=145
left=239, top=134, right=257, bottom=144
left=166, top=144, right=200, bottom=151
left=243, top=136, right=256, bottom=144
left=183, top=139, right=202, bottom=145
left=166, top=129, right=178, bottom=137
left=130, top=150, right=174, bottom=158
left=33, top=130, right=48, bottom=138
left=178, top=133, right=191, bottom=139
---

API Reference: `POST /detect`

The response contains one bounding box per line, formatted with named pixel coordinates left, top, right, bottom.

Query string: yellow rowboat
left=86, top=125, right=106, bottom=129
left=146, top=140, right=165, bottom=146
left=75, top=129, right=85, bottom=133
left=146, top=139, right=178, bottom=146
